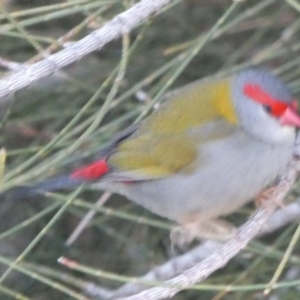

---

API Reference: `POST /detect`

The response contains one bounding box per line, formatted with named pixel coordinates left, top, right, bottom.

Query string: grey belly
left=101, top=131, right=293, bottom=222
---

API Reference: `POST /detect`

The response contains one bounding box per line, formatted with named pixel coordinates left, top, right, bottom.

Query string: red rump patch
left=71, top=159, right=109, bottom=180
left=244, top=83, right=289, bottom=117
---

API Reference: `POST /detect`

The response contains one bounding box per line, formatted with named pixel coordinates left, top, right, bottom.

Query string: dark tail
left=3, top=176, right=85, bottom=201
left=30, top=175, right=84, bottom=191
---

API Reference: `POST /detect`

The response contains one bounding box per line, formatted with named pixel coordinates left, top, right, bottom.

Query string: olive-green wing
left=107, top=76, right=236, bottom=180
left=108, top=132, right=198, bottom=179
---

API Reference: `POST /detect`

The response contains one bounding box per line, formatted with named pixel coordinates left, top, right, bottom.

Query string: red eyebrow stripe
left=243, top=83, right=288, bottom=116
left=71, top=159, right=109, bottom=180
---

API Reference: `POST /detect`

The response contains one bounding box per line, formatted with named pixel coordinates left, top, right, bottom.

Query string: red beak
left=280, top=101, right=300, bottom=127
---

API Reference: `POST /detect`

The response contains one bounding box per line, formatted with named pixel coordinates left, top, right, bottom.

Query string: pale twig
left=0, top=57, right=24, bottom=71
left=84, top=240, right=222, bottom=299
left=0, top=0, right=172, bottom=101
left=26, top=5, right=110, bottom=64
left=65, top=191, right=111, bottom=246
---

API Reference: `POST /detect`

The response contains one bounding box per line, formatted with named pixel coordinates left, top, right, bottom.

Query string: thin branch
left=65, top=191, right=111, bottom=246
left=0, top=0, right=172, bottom=101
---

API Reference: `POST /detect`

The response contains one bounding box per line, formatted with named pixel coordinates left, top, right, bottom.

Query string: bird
left=7, top=68, right=300, bottom=246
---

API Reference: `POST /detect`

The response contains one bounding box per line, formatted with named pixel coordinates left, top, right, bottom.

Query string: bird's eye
left=263, top=105, right=271, bottom=114
left=244, top=84, right=289, bottom=117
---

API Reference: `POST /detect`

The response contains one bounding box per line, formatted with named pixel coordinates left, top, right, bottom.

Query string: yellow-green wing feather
left=108, top=76, right=236, bottom=179
left=143, top=76, right=237, bottom=133
left=109, top=133, right=197, bottom=177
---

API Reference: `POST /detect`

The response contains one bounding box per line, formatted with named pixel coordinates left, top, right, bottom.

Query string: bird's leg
left=170, top=218, right=237, bottom=248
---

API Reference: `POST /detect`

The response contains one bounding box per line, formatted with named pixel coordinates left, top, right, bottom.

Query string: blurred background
left=1, top=0, right=300, bottom=299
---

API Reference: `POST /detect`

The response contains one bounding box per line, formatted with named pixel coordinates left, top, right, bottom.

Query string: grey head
left=232, top=68, right=300, bottom=145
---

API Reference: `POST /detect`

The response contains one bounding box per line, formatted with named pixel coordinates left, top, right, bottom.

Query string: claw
left=255, top=187, right=285, bottom=209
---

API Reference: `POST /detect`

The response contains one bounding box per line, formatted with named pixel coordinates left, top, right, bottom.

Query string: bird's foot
left=170, top=218, right=237, bottom=249
left=255, top=187, right=285, bottom=209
